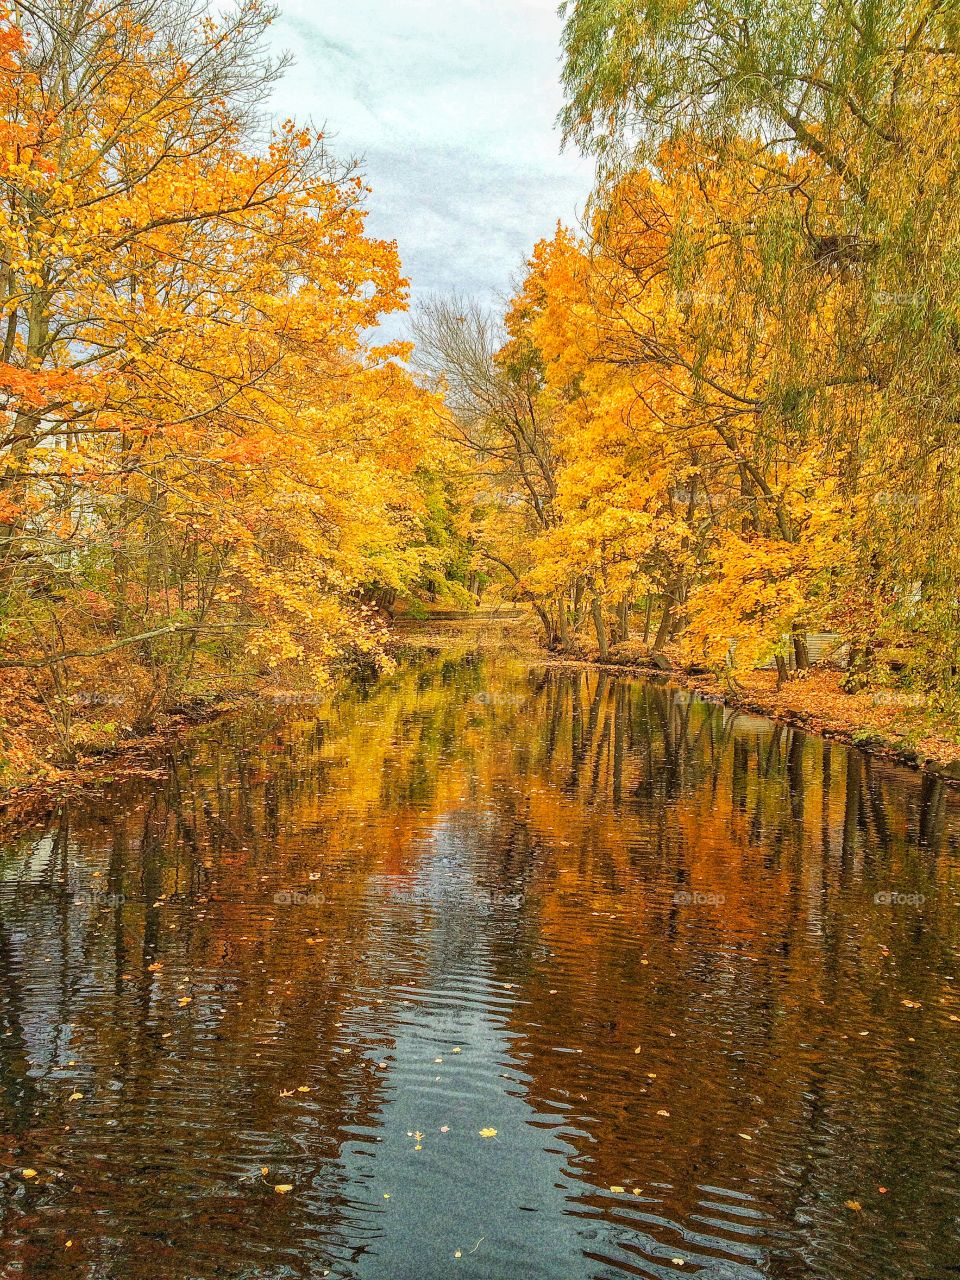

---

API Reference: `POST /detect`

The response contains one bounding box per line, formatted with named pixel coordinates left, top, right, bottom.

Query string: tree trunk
left=533, top=604, right=555, bottom=649
left=651, top=596, right=673, bottom=655
left=792, top=626, right=810, bottom=671
left=616, top=597, right=630, bottom=643
left=591, top=593, right=609, bottom=660
left=572, top=578, right=586, bottom=630
left=558, top=598, right=571, bottom=650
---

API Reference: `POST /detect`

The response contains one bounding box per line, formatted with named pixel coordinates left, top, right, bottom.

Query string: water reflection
left=0, top=652, right=959, bottom=1279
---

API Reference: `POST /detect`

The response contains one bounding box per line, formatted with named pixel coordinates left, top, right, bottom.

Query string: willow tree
left=560, top=0, right=960, bottom=696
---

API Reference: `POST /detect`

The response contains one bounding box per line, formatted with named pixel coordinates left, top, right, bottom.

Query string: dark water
left=1, top=648, right=959, bottom=1280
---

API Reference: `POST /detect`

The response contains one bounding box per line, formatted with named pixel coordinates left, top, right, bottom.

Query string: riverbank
left=543, top=650, right=960, bottom=781
left=4, top=614, right=960, bottom=820
left=0, top=692, right=246, bottom=832
left=389, top=613, right=960, bottom=778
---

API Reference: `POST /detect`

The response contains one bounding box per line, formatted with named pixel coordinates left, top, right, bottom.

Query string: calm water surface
left=1, top=647, right=959, bottom=1279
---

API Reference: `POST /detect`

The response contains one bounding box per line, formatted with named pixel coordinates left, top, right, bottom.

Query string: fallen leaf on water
left=845, top=1200, right=862, bottom=1211
left=610, top=1185, right=625, bottom=1194
left=274, top=1184, right=293, bottom=1194
left=68, top=1092, right=83, bottom=1102
left=878, top=1186, right=888, bottom=1194
left=454, top=1250, right=462, bottom=1259
left=479, top=1128, right=498, bottom=1138
left=296, top=1086, right=310, bottom=1093
left=21, top=1169, right=37, bottom=1179
left=451, top=1047, right=462, bottom=1054
left=738, top=1133, right=753, bottom=1141
left=177, top=997, right=192, bottom=1007
left=148, top=963, right=162, bottom=972
left=671, top=1259, right=685, bottom=1267
left=657, top=1109, right=670, bottom=1117
left=901, top=1000, right=922, bottom=1009
left=280, top=1089, right=293, bottom=1098
left=440, top=1125, right=450, bottom=1133
left=260, top=1167, right=269, bottom=1176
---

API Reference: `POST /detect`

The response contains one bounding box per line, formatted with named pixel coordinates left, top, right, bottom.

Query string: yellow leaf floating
left=845, top=1200, right=863, bottom=1211
left=478, top=1127, right=498, bottom=1138
left=274, top=1184, right=294, bottom=1194
left=610, top=1185, right=625, bottom=1193
left=21, top=1169, right=37, bottom=1179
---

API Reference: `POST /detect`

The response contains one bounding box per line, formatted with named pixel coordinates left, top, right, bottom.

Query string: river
left=0, top=642, right=958, bottom=1278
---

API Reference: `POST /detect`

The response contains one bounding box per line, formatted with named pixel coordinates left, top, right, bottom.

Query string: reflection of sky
left=340, top=818, right=586, bottom=1278
left=264, top=0, right=595, bottom=337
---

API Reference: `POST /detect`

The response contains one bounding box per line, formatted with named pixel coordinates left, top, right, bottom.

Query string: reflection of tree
left=0, top=653, right=956, bottom=1277
left=462, top=667, right=959, bottom=1279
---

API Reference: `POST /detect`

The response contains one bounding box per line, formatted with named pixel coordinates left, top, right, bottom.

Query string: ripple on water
left=0, top=653, right=958, bottom=1278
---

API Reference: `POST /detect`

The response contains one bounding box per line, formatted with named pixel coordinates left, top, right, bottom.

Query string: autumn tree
left=0, top=0, right=441, bottom=765
left=558, top=0, right=960, bottom=693
left=413, top=295, right=573, bottom=647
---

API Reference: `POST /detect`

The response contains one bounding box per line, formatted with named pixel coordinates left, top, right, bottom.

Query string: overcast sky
left=265, top=0, right=594, bottom=336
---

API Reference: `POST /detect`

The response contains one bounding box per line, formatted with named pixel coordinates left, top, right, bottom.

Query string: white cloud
left=265, top=0, right=594, bottom=334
